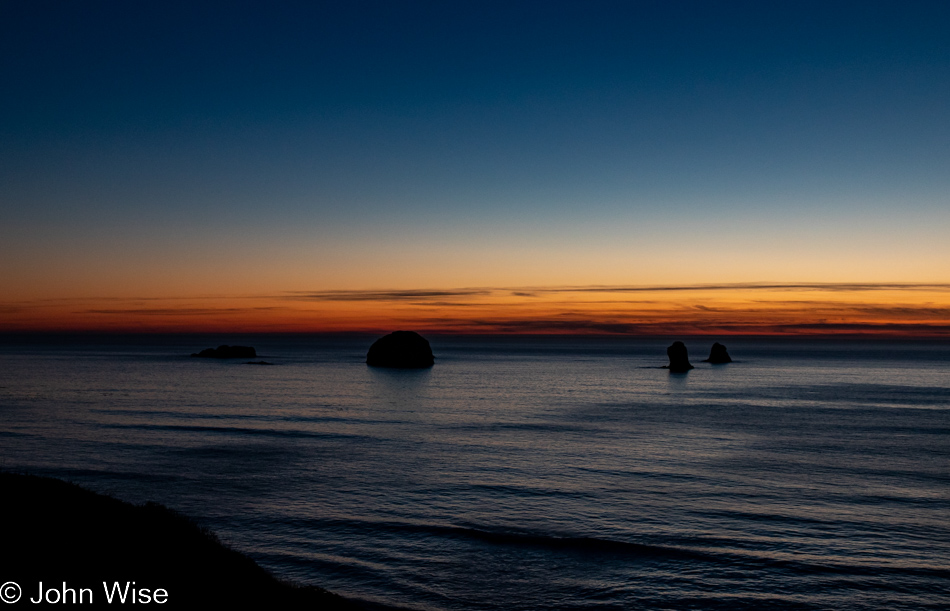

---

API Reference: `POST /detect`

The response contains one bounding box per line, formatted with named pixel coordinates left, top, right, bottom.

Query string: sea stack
left=665, top=341, right=694, bottom=372
left=191, top=345, right=257, bottom=359
left=704, top=342, right=732, bottom=364
left=366, top=331, right=434, bottom=368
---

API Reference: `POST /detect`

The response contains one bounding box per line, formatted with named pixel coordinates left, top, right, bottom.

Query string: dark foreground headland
left=1, top=472, right=362, bottom=610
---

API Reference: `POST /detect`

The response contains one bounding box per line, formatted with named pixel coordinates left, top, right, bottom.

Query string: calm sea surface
left=1, top=335, right=948, bottom=610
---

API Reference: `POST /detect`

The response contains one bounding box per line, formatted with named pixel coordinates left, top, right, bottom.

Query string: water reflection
left=667, top=370, right=690, bottom=391
left=366, top=366, right=432, bottom=389
left=365, top=366, right=432, bottom=415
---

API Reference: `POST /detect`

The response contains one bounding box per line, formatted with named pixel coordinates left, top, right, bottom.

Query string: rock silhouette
left=191, top=345, right=257, bottom=359
left=665, top=341, right=694, bottom=372
left=703, top=342, right=732, bottom=364
left=366, top=331, right=434, bottom=368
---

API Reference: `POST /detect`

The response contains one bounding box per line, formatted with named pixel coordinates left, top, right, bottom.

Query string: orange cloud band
left=2, top=283, right=949, bottom=336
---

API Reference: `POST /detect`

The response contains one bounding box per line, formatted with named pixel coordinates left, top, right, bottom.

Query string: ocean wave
left=270, top=516, right=950, bottom=580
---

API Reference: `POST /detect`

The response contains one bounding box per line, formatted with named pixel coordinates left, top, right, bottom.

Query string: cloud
left=281, top=289, right=493, bottom=302
left=848, top=306, right=950, bottom=317
left=404, top=301, right=487, bottom=308
left=453, top=319, right=656, bottom=334
left=746, top=302, right=950, bottom=319
left=773, top=322, right=950, bottom=334
left=400, top=310, right=950, bottom=335
left=80, top=307, right=283, bottom=316
left=278, top=282, right=950, bottom=303
left=551, top=282, right=950, bottom=294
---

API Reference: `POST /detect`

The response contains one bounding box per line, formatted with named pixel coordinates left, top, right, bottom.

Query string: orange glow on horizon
left=2, top=283, right=949, bottom=337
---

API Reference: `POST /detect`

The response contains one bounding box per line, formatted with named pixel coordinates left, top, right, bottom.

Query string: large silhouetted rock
left=191, top=345, right=257, bottom=359
left=665, top=341, right=694, bottom=372
left=703, top=342, right=732, bottom=364
left=366, top=331, right=434, bottom=368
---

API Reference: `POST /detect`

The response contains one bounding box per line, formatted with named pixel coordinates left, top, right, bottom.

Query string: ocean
left=1, top=335, right=948, bottom=610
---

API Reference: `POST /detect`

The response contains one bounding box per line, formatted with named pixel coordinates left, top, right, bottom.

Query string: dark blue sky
left=2, top=0, right=948, bottom=300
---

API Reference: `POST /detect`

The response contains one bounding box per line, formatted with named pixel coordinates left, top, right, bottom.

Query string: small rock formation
left=703, top=342, right=732, bottom=364
left=366, top=331, right=434, bottom=368
left=665, top=341, right=694, bottom=372
left=191, top=345, right=257, bottom=359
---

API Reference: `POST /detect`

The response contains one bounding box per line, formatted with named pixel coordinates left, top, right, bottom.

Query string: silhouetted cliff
left=2, top=472, right=361, bottom=610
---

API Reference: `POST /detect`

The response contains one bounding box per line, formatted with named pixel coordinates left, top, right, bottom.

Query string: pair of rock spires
left=666, top=341, right=731, bottom=372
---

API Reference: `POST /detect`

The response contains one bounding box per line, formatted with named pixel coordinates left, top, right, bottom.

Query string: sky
left=1, top=0, right=948, bottom=334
